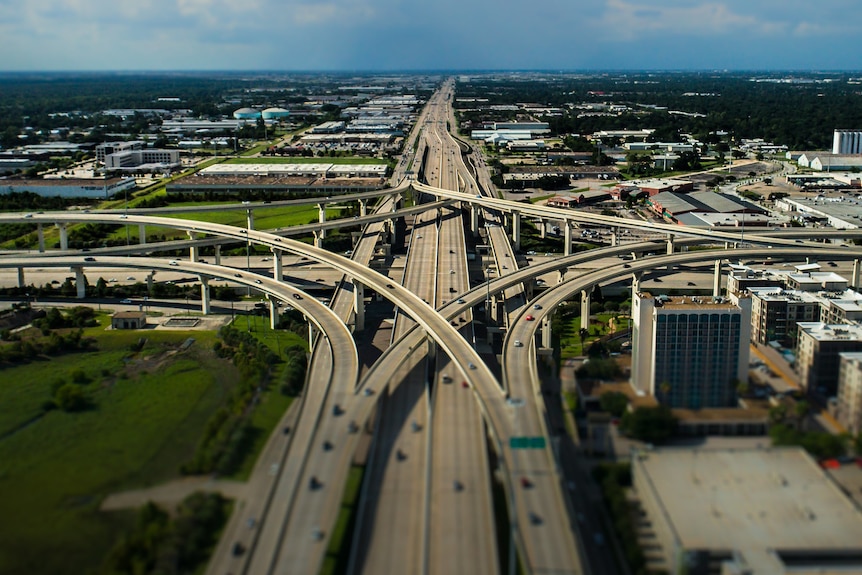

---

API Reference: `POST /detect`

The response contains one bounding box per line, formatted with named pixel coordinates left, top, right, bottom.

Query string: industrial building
left=0, top=177, right=136, bottom=199
left=833, top=129, right=862, bottom=155
left=631, top=292, right=750, bottom=409
left=775, top=194, right=862, bottom=229
left=649, top=190, right=765, bottom=222
left=631, top=447, right=862, bottom=575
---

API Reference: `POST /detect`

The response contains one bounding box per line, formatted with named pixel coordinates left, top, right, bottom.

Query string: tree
left=54, top=384, right=88, bottom=412
left=619, top=406, right=677, bottom=444
left=599, top=391, right=629, bottom=417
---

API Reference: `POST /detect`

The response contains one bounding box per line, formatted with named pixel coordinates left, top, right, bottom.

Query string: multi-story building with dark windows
left=631, top=292, right=750, bottom=408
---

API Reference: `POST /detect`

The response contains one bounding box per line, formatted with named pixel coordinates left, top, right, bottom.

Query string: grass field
left=0, top=319, right=243, bottom=575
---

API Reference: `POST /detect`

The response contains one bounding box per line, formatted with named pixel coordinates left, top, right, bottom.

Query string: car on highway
left=120, top=298, right=133, bottom=304
left=234, top=273, right=242, bottom=278
left=312, top=527, right=324, bottom=541
left=232, top=542, right=245, bottom=556
left=292, top=293, right=302, bottom=300
left=533, top=304, right=542, bottom=310
left=528, top=512, right=542, bottom=525
left=453, top=480, right=463, bottom=491
left=84, top=257, right=96, bottom=262
left=461, top=381, right=469, bottom=389
left=309, top=476, right=321, bottom=490
left=323, top=440, right=333, bottom=451
left=332, top=404, right=342, bottom=416
left=513, top=340, right=523, bottom=347
left=363, top=388, right=374, bottom=396
left=386, top=283, right=395, bottom=289
left=442, top=374, right=452, bottom=383
left=254, top=279, right=262, bottom=284
left=525, top=315, right=535, bottom=321
left=468, top=362, right=476, bottom=370
left=411, top=420, right=421, bottom=432
left=348, top=421, right=359, bottom=434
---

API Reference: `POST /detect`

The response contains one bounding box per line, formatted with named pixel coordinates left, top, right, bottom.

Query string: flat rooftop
left=634, top=447, right=862, bottom=571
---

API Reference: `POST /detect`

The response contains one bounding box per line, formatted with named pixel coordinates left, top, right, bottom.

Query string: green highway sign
left=509, top=436, right=546, bottom=449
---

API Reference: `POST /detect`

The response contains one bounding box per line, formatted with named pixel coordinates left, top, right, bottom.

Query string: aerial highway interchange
left=3, top=80, right=862, bottom=575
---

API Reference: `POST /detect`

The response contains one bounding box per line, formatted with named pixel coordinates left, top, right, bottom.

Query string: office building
left=631, top=292, right=750, bottom=408
left=837, top=352, right=862, bottom=435
left=796, top=322, right=862, bottom=396
left=631, top=447, right=862, bottom=575
left=104, top=149, right=182, bottom=172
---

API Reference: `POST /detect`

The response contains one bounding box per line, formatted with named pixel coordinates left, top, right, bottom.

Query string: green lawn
left=0, top=324, right=239, bottom=575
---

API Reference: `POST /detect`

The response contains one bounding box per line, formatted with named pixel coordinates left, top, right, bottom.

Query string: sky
left=1, top=0, right=861, bottom=71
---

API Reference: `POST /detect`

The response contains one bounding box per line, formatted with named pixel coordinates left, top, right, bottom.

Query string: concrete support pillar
left=542, top=316, right=552, bottom=349
left=632, top=271, right=643, bottom=298
left=713, top=260, right=722, bottom=297
left=147, top=273, right=154, bottom=294
left=138, top=224, right=146, bottom=245
left=73, top=266, right=86, bottom=299
left=512, top=210, right=521, bottom=251
left=666, top=233, right=675, bottom=255
left=611, top=231, right=618, bottom=247
left=580, top=290, right=591, bottom=331
left=308, top=323, right=316, bottom=348
left=214, top=245, right=221, bottom=265
left=271, top=248, right=283, bottom=281
left=37, top=224, right=45, bottom=253
left=317, top=203, right=326, bottom=239
left=313, top=230, right=323, bottom=249
left=470, top=205, right=479, bottom=236
left=246, top=209, right=255, bottom=231
left=853, top=259, right=861, bottom=289
left=268, top=295, right=278, bottom=330
left=17, top=267, right=25, bottom=288
left=352, top=279, right=365, bottom=331
left=564, top=223, right=573, bottom=257
left=188, top=231, right=200, bottom=262
left=539, top=219, right=546, bottom=239
left=558, top=267, right=567, bottom=284
left=359, top=199, right=368, bottom=217
left=58, top=224, right=69, bottom=251
left=199, top=276, right=211, bottom=315
left=503, top=214, right=509, bottom=229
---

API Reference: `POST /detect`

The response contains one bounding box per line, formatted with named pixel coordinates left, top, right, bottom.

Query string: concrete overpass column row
left=564, top=223, right=573, bottom=256
left=512, top=210, right=521, bottom=251
left=580, top=289, right=591, bottom=332
left=58, top=224, right=69, bottom=251
left=317, top=203, right=326, bottom=239
left=713, top=260, right=723, bottom=297
left=17, top=267, right=25, bottom=289
left=199, top=276, right=211, bottom=315
left=73, top=266, right=86, bottom=299
left=352, top=279, right=365, bottom=331
left=541, top=316, right=552, bottom=349
left=246, top=209, right=255, bottom=231
left=37, top=224, right=45, bottom=253
left=139, top=224, right=146, bottom=245
left=271, top=248, right=283, bottom=281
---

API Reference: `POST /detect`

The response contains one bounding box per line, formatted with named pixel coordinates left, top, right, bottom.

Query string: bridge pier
left=308, top=323, right=316, bottom=348
left=611, top=230, right=618, bottom=247
left=246, top=209, right=255, bottom=231
left=666, top=233, right=675, bottom=270
left=558, top=267, right=567, bottom=284
left=313, top=230, right=323, bottom=249
left=73, top=266, right=86, bottom=299
left=37, top=224, right=45, bottom=253
left=470, top=205, right=479, bottom=237
left=317, top=203, right=326, bottom=239
left=853, top=259, right=862, bottom=289
left=199, top=276, right=211, bottom=315
left=714, top=260, right=723, bottom=297
left=272, top=248, right=283, bottom=281
left=147, top=272, right=154, bottom=294
left=359, top=199, right=368, bottom=217
left=17, top=267, right=25, bottom=288
left=353, top=279, right=365, bottom=331
left=268, top=295, right=278, bottom=330
left=564, top=223, right=572, bottom=256
left=581, top=289, right=591, bottom=332
left=541, top=316, right=552, bottom=349
left=539, top=219, right=546, bottom=239
left=214, top=245, right=221, bottom=265
left=188, top=231, right=199, bottom=262
left=631, top=271, right=643, bottom=296
left=139, top=224, right=146, bottom=245
left=58, top=224, right=69, bottom=251
left=512, top=210, right=521, bottom=251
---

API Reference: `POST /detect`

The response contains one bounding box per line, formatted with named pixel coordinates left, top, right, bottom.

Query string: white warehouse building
left=833, top=130, right=862, bottom=155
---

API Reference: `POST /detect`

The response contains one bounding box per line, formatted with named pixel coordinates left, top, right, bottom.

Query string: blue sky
left=1, top=0, right=860, bottom=71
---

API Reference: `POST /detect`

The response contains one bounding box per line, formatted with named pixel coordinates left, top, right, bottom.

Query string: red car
left=525, top=315, right=535, bottom=321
